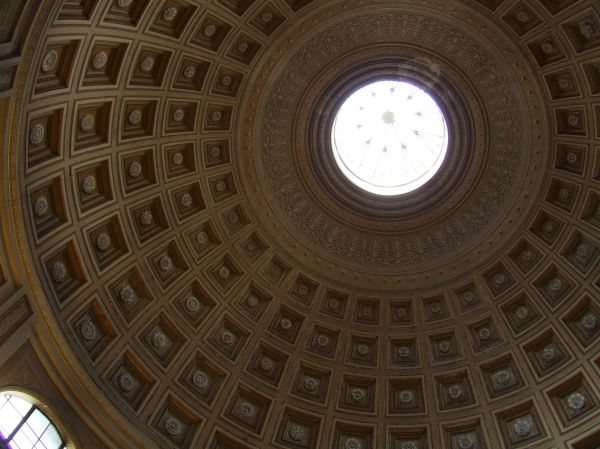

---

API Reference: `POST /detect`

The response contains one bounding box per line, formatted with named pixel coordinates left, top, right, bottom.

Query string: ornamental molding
left=242, top=3, right=547, bottom=276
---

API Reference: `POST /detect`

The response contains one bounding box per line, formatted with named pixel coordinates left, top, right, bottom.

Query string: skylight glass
left=331, top=80, right=449, bottom=196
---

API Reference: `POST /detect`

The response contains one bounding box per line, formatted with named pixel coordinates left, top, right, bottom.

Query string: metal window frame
left=0, top=396, right=66, bottom=449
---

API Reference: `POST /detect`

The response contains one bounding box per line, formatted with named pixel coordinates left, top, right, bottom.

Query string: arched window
left=0, top=393, right=66, bottom=449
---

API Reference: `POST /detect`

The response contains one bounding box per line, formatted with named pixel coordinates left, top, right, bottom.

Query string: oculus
left=331, top=80, right=448, bottom=196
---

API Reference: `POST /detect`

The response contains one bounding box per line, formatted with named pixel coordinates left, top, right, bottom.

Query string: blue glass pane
left=27, top=410, right=50, bottom=437
left=20, top=423, right=39, bottom=443
left=39, top=424, right=61, bottom=449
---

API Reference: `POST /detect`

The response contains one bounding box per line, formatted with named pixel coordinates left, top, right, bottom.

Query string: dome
left=1, top=0, right=600, bottom=448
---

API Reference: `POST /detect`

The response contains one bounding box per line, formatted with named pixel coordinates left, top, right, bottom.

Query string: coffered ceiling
left=1, top=0, right=600, bottom=448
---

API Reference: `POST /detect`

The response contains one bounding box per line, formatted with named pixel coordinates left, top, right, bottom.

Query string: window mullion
left=6, top=406, right=35, bottom=442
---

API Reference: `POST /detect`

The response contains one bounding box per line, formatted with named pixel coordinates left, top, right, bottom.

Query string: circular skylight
left=331, top=80, right=449, bottom=195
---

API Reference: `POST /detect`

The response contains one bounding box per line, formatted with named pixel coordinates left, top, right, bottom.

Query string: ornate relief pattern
left=2, top=0, right=600, bottom=449
left=257, top=9, right=540, bottom=268
left=0, top=297, right=32, bottom=344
